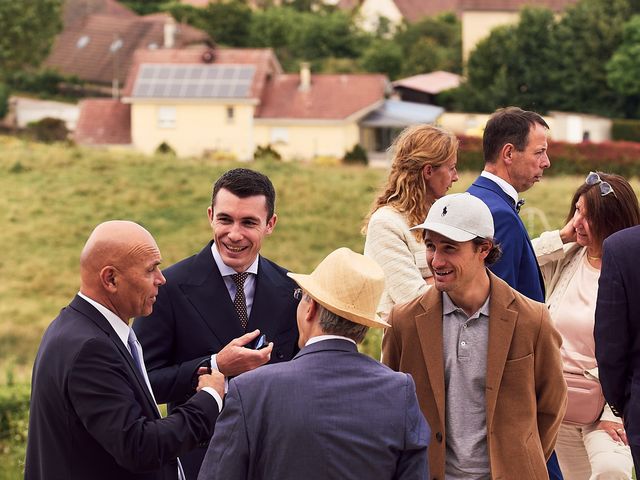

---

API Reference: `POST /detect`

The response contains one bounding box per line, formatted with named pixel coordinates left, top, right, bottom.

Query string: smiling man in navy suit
left=133, top=168, right=299, bottom=479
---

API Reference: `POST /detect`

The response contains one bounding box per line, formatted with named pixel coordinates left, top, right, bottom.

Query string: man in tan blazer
left=382, top=193, right=567, bottom=480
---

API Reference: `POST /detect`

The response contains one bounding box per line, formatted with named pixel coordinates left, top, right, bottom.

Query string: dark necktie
left=516, top=198, right=525, bottom=213
left=232, top=272, right=249, bottom=330
left=127, top=329, right=146, bottom=378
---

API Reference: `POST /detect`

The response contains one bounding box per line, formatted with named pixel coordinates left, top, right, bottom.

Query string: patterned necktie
left=232, top=272, right=249, bottom=330
left=127, top=329, right=146, bottom=379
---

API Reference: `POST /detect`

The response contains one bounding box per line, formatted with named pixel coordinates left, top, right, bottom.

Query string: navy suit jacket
left=24, top=295, right=219, bottom=480
left=595, top=225, right=640, bottom=446
left=198, top=338, right=430, bottom=480
left=133, top=241, right=299, bottom=478
left=468, top=176, right=545, bottom=302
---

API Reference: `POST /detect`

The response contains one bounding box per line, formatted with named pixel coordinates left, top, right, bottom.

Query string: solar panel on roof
left=132, top=64, right=255, bottom=99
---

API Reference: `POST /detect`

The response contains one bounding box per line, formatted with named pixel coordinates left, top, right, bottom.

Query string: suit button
left=276, top=351, right=284, bottom=360
left=435, top=432, right=443, bottom=442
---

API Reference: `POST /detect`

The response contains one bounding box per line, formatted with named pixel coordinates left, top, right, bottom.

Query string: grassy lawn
left=2, top=135, right=638, bottom=476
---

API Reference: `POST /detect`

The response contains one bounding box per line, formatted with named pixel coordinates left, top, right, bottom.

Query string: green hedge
left=0, top=383, right=30, bottom=479
left=457, top=135, right=640, bottom=177
left=612, top=119, right=640, bottom=142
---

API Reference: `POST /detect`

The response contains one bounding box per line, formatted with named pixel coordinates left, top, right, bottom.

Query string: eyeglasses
left=293, top=288, right=303, bottom=300
left=585, top=171, right=616, bottom=197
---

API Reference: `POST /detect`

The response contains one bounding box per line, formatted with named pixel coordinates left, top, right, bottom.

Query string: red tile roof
left=122, top=47, right=282, bottom=99
left=393, top=71, right=461, bottom=94
left=256, top=74, right=387, bottom=120
left=45, top=12, right=210, bottom=85
left=394, top=0, right=461, bottom=21
left=62, top=0, right=135, bottom=28
left=460, top=0, right=577, bottom=11
left=74, top=99, right=131, bottom=144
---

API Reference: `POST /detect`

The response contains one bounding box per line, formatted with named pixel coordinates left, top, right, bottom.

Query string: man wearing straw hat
left=382, top=193, right=566, bottom=480
left=198, top=247, right=431, bottom=480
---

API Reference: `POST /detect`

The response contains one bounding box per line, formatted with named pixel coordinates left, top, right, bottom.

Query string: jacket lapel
left=70, top=296, right=161, bottom=418
left=485, top=273, right=517, bottom=428
left=249, top=257, right=292, bottom=332
left=180, top=242, right=244, bottom=344
left=416, top=287, right=446, bottom=426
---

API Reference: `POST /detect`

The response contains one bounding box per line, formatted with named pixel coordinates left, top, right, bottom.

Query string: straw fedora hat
left=287, top=247, right=389, bottom=328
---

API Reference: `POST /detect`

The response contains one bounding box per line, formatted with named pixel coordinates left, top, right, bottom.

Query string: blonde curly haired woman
left=363, top=124, right=459, bottom=319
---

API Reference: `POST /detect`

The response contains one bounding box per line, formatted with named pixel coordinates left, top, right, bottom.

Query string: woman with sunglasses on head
left=362, top=124, right=459, bottom=320
left=532, top=171, right=640, bottom=479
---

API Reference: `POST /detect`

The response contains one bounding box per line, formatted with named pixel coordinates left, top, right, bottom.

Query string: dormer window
left=76, top=36, right=90, bottom=49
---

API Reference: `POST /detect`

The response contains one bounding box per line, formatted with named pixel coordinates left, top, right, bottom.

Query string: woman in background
left=363, top=124, right=459, bottom=319
left=533, top=172, right=640, bottom=479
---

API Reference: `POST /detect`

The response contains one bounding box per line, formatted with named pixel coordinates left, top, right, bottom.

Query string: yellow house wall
left=254, top=122, right=361, bottom=160
left=462, top=11, right=519, bottom=63
left=130, top=102, right=255, bottom=159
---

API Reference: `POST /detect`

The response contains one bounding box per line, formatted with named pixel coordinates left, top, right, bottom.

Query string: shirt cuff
left=201, top=387, right=223, bottom=412
left=210, top=354, right=229, bottom=394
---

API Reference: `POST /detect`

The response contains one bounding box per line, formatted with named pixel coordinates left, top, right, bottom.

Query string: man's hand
left=598, top=420, right=628, bottom=445
left=196, top=370, right=225, bottom=398
left=216, top=329, right=273, bottom=377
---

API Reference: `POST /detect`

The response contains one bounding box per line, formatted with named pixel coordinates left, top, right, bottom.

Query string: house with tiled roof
left=461, top=0, right=578, bottom=60
left=344, top=0, right=461, bottom=33
left=45, top=5, right=210, bottom=92
left=76, top=46, right=444, bottom=159
left=392, top=71, right=461, bottom=104
left=75, top=98, right=131, bottom=145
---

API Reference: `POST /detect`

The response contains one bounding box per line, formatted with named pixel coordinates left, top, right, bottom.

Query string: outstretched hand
left=216, top=329, right=273, bottom=377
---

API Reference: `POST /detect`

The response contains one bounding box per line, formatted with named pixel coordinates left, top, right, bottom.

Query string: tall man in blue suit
left=595, top=225, right=640, bottom=472
left=133, top=168, right=299, bottom=479
left=467, top=107, right=564, bottom=479
left=25, top=221, right=225, bottom=480
left=198, top=247, right=430, bottom=480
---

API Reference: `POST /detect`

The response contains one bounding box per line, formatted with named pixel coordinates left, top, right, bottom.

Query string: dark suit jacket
left=595, top=225, right=640, bottom=446
left=24, top=295, right=219, bottom=480
left=382, top=273, right=566, bottom=480
left=468, top=176, right=545, bottom=302
left=198, top=338, right=430, bottom=480
left=133, top=241, right=299, bottom=478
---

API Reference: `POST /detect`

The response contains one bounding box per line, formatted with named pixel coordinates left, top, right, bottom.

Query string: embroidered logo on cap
left=442, top=206, right=448, bottom=216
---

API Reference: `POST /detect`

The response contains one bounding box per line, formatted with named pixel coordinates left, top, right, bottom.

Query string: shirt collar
left=481, top=170, right=519, bottom=205
left=306, top=335, right=357, bottom=346
left=77, top=291, right=131, bottom=348
left=211, top=242, right=259, bottom=277
left=442, top=291, right=490, bottom=320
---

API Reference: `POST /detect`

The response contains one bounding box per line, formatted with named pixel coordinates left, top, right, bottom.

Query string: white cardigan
left=364, top=206, right=431, bottom=319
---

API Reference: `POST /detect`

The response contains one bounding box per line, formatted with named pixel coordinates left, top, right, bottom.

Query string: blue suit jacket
left=198, top=338, right=430, bottom=480
left=133, top=241, right=299, bottom=478
left=595, top=225, right=640, bottom=446
left=468, top=176, right=545, bottom=302
left=25, top=296, right=219, bottom=480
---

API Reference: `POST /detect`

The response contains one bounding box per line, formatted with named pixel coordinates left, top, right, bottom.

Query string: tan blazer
left=382, top=272, right=567, bottom=480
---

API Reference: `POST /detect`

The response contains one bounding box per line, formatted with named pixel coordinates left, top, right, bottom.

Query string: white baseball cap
left=411, top=193, right=494, bottom=242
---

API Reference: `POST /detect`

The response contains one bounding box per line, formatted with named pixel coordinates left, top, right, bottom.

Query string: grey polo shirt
left=442, top=292, right=491, bottom=480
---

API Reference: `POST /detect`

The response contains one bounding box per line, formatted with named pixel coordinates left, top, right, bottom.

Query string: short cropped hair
left=316, top=303, right=369, bottom=344
left=211, top=168, right=276, bottom=220
left=483, top=107, right=549, bottom=164
left=472, top=237, right=502, bottom=266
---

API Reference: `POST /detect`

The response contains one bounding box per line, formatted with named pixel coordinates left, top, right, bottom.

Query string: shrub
left=0, top=383, right=30, bottom=478
left=343, top=144, right=368, bottom=165
left=254, top=144, right=282, bottom=162
left=0, top=82, right=8, bottom=119
left=25, top=117, right=69, bottom=143
left=155, top=141, right=176, bottom=156
left=612, top=119, right=640, bottom=142
left=7, top=69, right=82, bottom=98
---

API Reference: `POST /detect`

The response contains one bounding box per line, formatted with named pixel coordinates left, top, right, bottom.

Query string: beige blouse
left=364, top=205, right=431, bottom=319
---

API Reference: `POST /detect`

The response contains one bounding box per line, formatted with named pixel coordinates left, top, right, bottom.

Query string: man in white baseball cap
left=199, top=248, right=430, bottom=480
left=382, top=193, right=567, bottom=480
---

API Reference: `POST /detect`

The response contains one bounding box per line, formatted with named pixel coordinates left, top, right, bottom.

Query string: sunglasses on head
left=585, top=172, right=616, bottom=197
